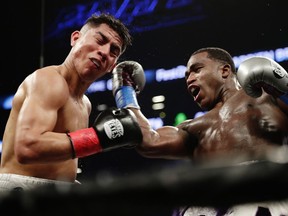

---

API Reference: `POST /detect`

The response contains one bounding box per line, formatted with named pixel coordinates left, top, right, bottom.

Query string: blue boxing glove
left=112, top=61, right=146, bottom=109
left=236, top=57, right=288, bottom=104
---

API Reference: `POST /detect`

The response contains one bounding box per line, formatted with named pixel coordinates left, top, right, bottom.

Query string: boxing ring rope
left=1, top=160, right=288, bottom=215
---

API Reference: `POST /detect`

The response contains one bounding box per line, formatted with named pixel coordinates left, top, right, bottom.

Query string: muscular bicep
left=17, top=93, right=59, bottom=137
left=15, top=71, right=68, bottom=148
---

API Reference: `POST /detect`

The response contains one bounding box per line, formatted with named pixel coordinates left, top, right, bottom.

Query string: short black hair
left=84, top=13, right=132, bottom=54
left=192, top=47, right=236, bottom=73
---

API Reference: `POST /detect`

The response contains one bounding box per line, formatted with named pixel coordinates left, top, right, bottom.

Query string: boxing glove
left=112, top=61, right=146, bottom=109
left=67, top=108, right=143, bottom=158
left=236, top=57, right=288, bottom=104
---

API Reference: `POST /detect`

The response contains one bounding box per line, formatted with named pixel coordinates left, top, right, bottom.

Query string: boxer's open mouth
left=191, top=87, right=200, bottom=98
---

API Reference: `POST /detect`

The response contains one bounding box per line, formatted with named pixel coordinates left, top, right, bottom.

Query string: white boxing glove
left=236, top=57, right=288, bottom=104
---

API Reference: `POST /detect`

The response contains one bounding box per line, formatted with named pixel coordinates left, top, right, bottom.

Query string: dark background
left=2, top=0, right=288, bottom=181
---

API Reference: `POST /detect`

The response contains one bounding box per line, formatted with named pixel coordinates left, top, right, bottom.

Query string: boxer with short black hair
left=0, top=13, right=139, bottom=191
left=112, top=48, right=288, bottom=215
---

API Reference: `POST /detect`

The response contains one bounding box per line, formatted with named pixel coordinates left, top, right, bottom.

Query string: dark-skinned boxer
left=112, top=47, right=288, bottom=216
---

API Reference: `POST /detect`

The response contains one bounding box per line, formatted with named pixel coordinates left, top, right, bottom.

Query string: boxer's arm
left=132, top=109, right=193, bottom=160
left=14, top=70, right=142, bottom=163
left=111, top=61, right=193, bottom=159
left=14, top=69, right=74, bottom=163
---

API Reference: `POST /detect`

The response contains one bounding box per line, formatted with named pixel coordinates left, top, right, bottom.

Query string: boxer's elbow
left=15, top=135, right=40, bottom=164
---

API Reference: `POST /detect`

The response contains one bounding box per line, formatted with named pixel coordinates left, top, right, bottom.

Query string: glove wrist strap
left=115, top=86, right=140, bottom=109
left=67, top=128, right=102, bottom=158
